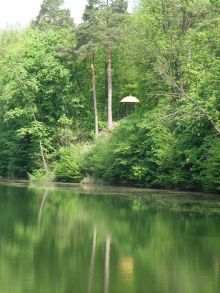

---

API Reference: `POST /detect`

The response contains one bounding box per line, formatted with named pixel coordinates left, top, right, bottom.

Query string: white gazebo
left=120, top=95, right=140, bottom=117
left=120, top=95, right=140, bottom=104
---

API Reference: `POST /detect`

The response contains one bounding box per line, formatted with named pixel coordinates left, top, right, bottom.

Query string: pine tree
left=98, top=0, right=128, bottom=129
left=77, top=0, right=100, bottom=136
left=33, top=0, right=74, bottom=30
left=83, top=0, right=100, bottom=21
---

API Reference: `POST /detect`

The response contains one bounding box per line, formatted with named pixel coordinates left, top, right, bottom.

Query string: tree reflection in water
left=0, top=184, right=220, bottom=293
left=88, top=227, right=97, bottom=293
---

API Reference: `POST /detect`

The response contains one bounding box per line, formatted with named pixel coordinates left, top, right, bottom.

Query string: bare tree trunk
left=106, top=0, right=113, bottom=130
left=90, top=51, right=99, bottom=136
left=107, top=50, right=113, bottom=130
left=88, top=227, right=97, bottom=293
left=34, top=114, right=49, bottom=172
left=39, top=139, right=49, bottom=172
left=183, top=94, right=220, bottom=135
left=105, top=56, right=108, bottom=119
left=171, top=81, right=220, bottom=136
left=103, top=235, right=111, bottom=293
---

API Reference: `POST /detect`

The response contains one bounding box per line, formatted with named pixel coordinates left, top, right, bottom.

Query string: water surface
left=0, top=182, right=220, bottom=293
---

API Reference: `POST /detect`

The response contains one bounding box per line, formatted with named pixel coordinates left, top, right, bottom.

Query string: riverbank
left=1, top=179, right=220, bottom=220
left=0, top=179, right=219, bottom=198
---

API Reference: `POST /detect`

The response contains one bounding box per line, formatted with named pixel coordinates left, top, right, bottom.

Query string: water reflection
left=88, top=227, right=97, bottom=293
left=0, top=184, right=220, bottom=293
left=119, top=256, right=134, bottom=283
left=38, top=189, right=48, bottom=224
left=104, top=235, right=111, bottom=293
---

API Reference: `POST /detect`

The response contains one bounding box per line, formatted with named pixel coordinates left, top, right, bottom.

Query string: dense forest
left=0, top=0, right=219, bottom=192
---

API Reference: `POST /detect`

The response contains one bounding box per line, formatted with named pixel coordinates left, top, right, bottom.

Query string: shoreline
left=0, top=178, right=219, bottom=197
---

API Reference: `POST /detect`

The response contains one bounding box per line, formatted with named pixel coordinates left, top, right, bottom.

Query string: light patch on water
left=119, top=256, right=134, bottom=283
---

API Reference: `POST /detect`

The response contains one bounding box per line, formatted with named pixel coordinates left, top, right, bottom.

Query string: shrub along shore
left=51, top=113, right=220, bottom=193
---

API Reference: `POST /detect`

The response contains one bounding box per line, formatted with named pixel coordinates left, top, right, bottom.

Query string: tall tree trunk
left=106, top=0, right=113, bottom=130
left=107, top=49, right=113, bottom=129
left=105, top=55, right=108, bottom=119
left=90, top=51, right=99, bottom=136
left=34, top=115, right=49, bottom=172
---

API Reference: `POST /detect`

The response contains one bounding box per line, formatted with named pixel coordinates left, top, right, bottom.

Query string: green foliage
left=202, top=139, right=220, bottom=192
left=0, top=0, right=219, bottom=193
left=84, top=106, right=219, bottom=192
left=33, top=0, right=74, bottom=30
left=54, top=144, right=89, bottom=182
left=85, top=110, right=175, bottom=187
left=0, top=27, right=92, bottom=178
left=28, top=169, right=55, bottom=182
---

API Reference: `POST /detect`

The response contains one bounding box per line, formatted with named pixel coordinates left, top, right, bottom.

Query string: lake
left=0, top=182, right=220, bottom=293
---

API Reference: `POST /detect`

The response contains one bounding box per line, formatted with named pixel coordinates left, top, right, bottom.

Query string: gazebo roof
left=120, top=95, right=140, bottom=103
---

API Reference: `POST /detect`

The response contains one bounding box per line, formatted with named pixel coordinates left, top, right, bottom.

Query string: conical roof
left=120, top=95, right=140, bottom=103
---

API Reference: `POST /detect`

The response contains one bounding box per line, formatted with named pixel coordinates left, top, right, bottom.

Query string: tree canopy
left=33, top=0, right=74, bottom=30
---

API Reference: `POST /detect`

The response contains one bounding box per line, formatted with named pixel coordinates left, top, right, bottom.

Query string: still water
left=0, top=182, right=220, bottom=293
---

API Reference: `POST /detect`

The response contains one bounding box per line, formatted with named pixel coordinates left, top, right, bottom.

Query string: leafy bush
left=54, top=144, right=89, bottom=182
left=29, top=169, right=55, bottom=182
left=84, top=111, right=220, bottom=193
left=201, top=138, right=220, bottom=192
left=85, top=112, right=176, bottom=187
